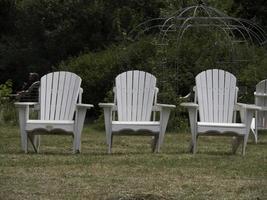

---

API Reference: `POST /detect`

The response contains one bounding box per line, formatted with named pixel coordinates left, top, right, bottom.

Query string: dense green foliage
left=59, top=38, right=156, bottom=107
left=0, top=0, right=267, bottom=129
left=231, top=0, right=267, bottom=27
left=0, top=0, right=163, bottom=89
left=0, top=80, right=16, bottom=123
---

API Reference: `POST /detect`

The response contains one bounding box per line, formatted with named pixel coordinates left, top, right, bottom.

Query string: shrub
left=0, top=80, right=17, bottom=124
left=57, top=33, right=267, bottom=131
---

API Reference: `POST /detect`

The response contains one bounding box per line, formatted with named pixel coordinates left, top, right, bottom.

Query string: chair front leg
left=103, top=107, right=113, bottom=153
left=74, top=107, right=87, bottom=153
left=157, top=107, right=172, bottom=153
left=242, top=109, right=255, bottom=156
left=238, top=106, right=255, bottom=156
left=188, top=107, right=198, bottom=154
left=17, top=106, right=29, bottom=153
left=254, top=110, right=258, bottom=143
left=28, top=134, right=40, bottom=153
left=232, top=136, right=242, bottom=154
left=151, top=135, right=159, bottom=153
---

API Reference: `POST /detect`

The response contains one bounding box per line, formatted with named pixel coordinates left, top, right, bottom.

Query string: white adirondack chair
left=99, top=70, right=175, bottom=153
left=15, top=71, right=93, bottom=153
left=251, top=79, right=267, bottom=143
left=181, top=69, right=260, bottom=155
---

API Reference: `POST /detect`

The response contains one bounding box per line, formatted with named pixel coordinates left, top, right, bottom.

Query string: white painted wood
left=100, top=70, right=175, bottom=153
left=228, top=74, right=236, bottom=123
left=180, top=102, right=198, bottom=153
left=55, top=72, right=65, bottom=120
left=206, top=70, right=213, bottom=122
left=67, top=77, right=81, bottom=120
left=196, top=73, right=204, bottom=121
left=116, top=74, right=123, bottom=121
left=40, top=75, right=46, bottom=120
left=60, top=72, right=70, bottom=120
left=264, top=79, right=267, bottom=127
left=143, top=73, right=154, bottom=121
left=112, top=121, right=160, bottom=132
left=141, top=73, right=150, bottom=121
left=198, top=122, right=246, bottom=127
left=137, top=72, right=145, bottom=121
left=74, top=104, right=93, bottom=152
left=44, top=73, right=52, bottom=120
left=126, top=71, right=133, bottom=121
left=196, top=69, right=237, bottom=123
left=15, top=71, right=93, bottom=153
left=146, top=76, right=156, bottom=121
left=218, top=70, right=225, bottom=123
left=252, top=79, right=267, bottom=142
left=26, top=120, right=74, bottom=132
left=223, top=72, right=230, bottom=122
left=153, top=88, right=159, bottom=121
left=50, top=72, right=59, bottom=120
left=256, top=80, right=267, bottom=129
left=194, top=70, right=238, bottom=124
left=79, top=88, right=83, bottom=104
left=212, top=69, right=219, bottom=122
left=121, top=72, right=127, bottom=121
left=64, top=73, right=76, bottom=120
left=40, top=72, right=82, bottom=121
left=112, top=87, right=117, bottom=120
left=132, top=71, right=139, bottom=121
left=181, top=69, right=258, bottom=155
left=200, top=71, right=208, bottom=121
left=116, top=71, right=157, bottom=122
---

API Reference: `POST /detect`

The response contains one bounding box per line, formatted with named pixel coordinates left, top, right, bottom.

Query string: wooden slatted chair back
left=115, top=70, right=157, bottom=121
left=255, top=79, right=267, bottom=128
left=40, top=71, right=81, bottom=120
left=196, top=69, right=237, bottom=123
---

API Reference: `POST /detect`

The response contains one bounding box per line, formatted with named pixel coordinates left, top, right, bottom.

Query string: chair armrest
left=153, top=104, right=175, bottom=139
left=76, top=103, right=94, bottom=109
left=260, top=106, right=267, bottom=111
left=99, top=103, right=117, bottom=121
left=180, top=102, right=199, bottom=109
left=99, top=103, right=115, bottom=137
left=98, top=103, right=117, bottom=110
left=75, top=104, right=93, bottom=122
left=179, top=92, right=192, bottom=101
left=156, top=103, right=176, bottom=108
left=235, top=103, right=261, bottom=111
left=152, top=103, right=175, bottom=112
left=75, top=104, right=94, bottom=122
left=235, top=103, right=261, bottom=128
left=99, top=103, right=115, bottom=107
left=15, top=102, right=39, bottom=124
left=14, top=102, right=38, bottom=107
left=254, top=92, right=267, bottom=97
left=180, top=102, right=198, bottom=136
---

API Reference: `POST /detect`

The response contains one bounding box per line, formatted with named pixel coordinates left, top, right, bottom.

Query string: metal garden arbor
left=128, top=4, right=267, bottom=95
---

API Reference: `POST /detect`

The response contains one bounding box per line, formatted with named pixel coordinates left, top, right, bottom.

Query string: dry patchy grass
left=0, top=125, right=266, bottom=199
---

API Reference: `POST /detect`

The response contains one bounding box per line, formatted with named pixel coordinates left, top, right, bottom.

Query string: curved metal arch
left=168, top=16, right=248, bottom=63
left=239, top=19, right=267, bottom=44
left=127, top=18, right=166, bottom=41
left=207, top=6, right=266, bottom=44
left=127, top=4, right=267, bottom=94
left=175, top=24, right=236, bottom=54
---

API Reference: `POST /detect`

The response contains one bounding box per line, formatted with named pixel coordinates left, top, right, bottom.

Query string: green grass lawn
left=0, top=125, right=266, bottom=200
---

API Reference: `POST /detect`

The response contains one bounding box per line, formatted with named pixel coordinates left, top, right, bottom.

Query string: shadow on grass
left=254, top=141, right=267, bottom=145
left=1, top=147, right=237, bottom=156
left=106, top=193, right=175, bottom=200
left=197, top=151, right=235, bottom=156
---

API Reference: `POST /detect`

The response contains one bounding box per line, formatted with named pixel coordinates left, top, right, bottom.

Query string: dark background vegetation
left=0, top=0, right=267, bottom=129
